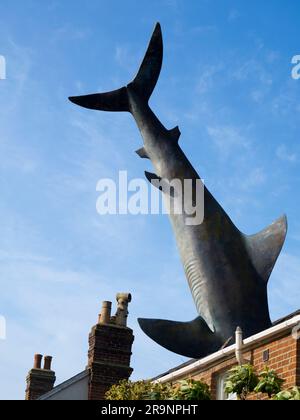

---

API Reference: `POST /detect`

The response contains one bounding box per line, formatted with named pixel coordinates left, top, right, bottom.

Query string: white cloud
left=232, top=59, right=273, bottom=86
left=0, top=140, right=38, bottom=174
left=192, top=25, right=217, bottom=35
left=241, top=167, right=266, bottom=190
left=115, top=45, right=130, bottom=67
left=276, top=144, right=297, bottom=163
left=50, top=25, right=90, bottom=44
left=196, top=64, right=223, bottom=94
left=207, top=125, right=250, bottom=158
left=250, top=89, right=264, bottom=103
left=266, top=51, right=280, bottom=63
left=114, top=44, right=140, bottom=74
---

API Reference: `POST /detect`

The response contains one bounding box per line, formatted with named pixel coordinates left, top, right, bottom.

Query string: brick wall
left=297, top=337, right=300, bottom=386
left=188, top=331, right=299, bottom=400
left=87, top=323, right=134, bottom=400
left=25, top=355, right=56, bottom=400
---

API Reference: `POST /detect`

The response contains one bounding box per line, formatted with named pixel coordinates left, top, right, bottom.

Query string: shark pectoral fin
left=138, top=316, right=222, bottom=359
left=145, top=171, right=162, bottom=185
left=136, top=147, right=149, bottom=159
left=168, top=126, right=181, bottom=142
left=144, top=171, right=177, bottom=197
left=245, top=214, right=288, bottom=283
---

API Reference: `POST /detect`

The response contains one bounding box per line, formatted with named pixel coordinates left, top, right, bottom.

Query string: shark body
left=69, top=23, right=287, bottom=359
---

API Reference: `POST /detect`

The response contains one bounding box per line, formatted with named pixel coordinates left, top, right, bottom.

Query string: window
left=216, top=371, right=237, bottom=400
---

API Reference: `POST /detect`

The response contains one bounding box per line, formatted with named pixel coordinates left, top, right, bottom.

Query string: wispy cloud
left=191, top=25, right=217, bottom=35
left=207, top=125, right=250, bottom=158
left=266, top=51, right=280, bottom=63
left=276, top=144, right=297, bottom=163
left=50, top=24, right=90, bottom=44
left=232, top=59, right=273, bottom=86
left=115, top=45, right=130, bottom=68
left=241, top=167, right=266, bottom=190
left=114, top=44, right=140, bottom=74
left=228, top=9, right=240, bottom=22
left=0, top=140, right=38, bottom=173
left=196, top=64, right=223, bottom=94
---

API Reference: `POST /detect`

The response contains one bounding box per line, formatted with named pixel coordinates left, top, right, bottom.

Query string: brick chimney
left=25, top=354, right=56, bottom=400
left=88, top=293, right=134, bottom=400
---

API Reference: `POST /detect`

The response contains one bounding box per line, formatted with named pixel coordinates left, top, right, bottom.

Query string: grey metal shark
left=69, top=23, right=288, bottom=359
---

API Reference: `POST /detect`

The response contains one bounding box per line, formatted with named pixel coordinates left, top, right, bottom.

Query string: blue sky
left=0, top=0, right=300, bottom=400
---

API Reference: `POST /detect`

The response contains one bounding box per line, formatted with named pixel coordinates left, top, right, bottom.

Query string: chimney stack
left=25, top=354, right=56, bottom=400
left=88, top=293, right=134, bottom=400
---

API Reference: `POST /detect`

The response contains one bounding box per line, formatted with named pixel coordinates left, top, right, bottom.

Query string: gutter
left=155, top=314, right=300, bottom=383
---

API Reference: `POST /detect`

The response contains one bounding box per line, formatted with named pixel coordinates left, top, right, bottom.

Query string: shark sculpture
left=69, top=23, right=287, bottom=359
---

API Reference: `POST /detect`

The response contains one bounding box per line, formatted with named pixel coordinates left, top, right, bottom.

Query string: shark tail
left=68, top=23, right=163, bottom=112
left=138, top=316, right=223, bottom=359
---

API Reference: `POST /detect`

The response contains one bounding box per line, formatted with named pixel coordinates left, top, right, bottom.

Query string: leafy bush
left=106, top=380, right=158, bottom=400
left=274, top=387, right=300, bottom=400
left=224, top=364, right=258, bottom=400
left=146, top=382, right=174, bottom=400
left=171, top=379, right=211, bottom=400
left=254, top=367, right=284, bottom=397
left=105, top=378, right=210, bottom=400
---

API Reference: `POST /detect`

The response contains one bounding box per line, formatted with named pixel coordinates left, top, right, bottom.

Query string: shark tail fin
left=138, top=316, right=222, bottom=359
left=68, top=23, right=163, bottom=112
left=130, top=22, right=163, bottom=101
left=244, top=214, right=288, bottom=284
left=69, top=87, right=129, bottom=112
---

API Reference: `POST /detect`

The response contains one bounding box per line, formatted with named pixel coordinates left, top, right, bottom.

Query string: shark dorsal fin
left=244, top=215, right=287, bottom=283
left=168, top=126, right=181, bottom=142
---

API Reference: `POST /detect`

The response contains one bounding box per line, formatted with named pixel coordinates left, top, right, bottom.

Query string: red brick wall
left=25, top=369, right=56, bottom=400
left=187, top=331, right=299, bottom=400
left=297, top=337, right=300, bottom=386
left=88, top=323, right=134, bottom=400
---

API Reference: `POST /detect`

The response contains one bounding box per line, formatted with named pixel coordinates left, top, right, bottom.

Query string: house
left=25, top=293, right=300, bottom=400
left=153, top=310, right=300, bottom=400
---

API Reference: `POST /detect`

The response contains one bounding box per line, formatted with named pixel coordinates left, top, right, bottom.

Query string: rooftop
left=152, top=309, right=300, bottom=382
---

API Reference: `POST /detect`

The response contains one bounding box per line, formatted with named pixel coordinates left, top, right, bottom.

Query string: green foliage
left=105, top=378, right=210, bottom=400
left=171, top=379, right=211, bottom=400
left=106, top=380, right=154, bottom=400
left=254, top=367, right=284, bottom=397
left=145, top=382, right=174, bottom=400
left=107, top=366, right=296, bottom=401
left=273, top=387, right=300, bottom=400
left=224, top=364, right=259, bottom=400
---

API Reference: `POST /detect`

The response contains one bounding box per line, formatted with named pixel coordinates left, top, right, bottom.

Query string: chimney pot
left=43, top=355, right=53, bottom=371
left=99, top=301, right=112, bottom=325
left=33, top=354, right=43, bottom=369
left=115, top=293, right=132, bottom=327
